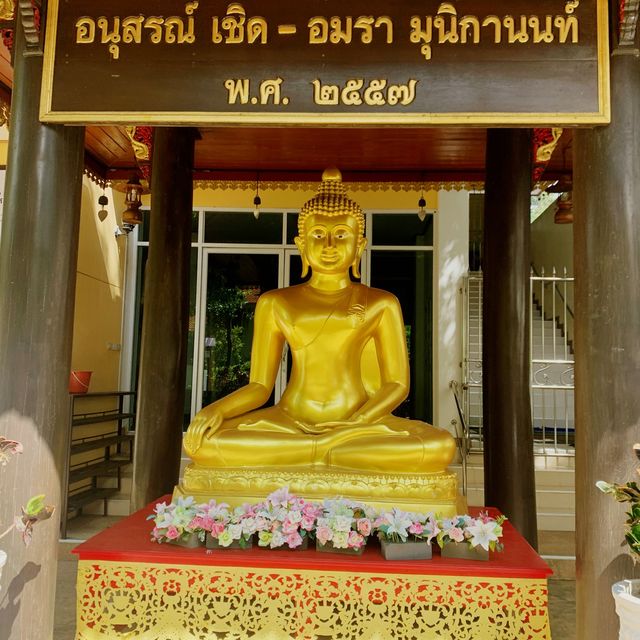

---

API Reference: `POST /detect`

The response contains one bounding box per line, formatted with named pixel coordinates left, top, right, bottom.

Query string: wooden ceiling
left=0, top=42, right=572, bottom=184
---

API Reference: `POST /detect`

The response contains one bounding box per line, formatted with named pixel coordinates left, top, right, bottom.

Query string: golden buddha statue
left=177, top=169, right=461, bottom=514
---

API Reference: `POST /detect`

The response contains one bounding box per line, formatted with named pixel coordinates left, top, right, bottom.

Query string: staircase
left=462, top=271, right=576, bottom=533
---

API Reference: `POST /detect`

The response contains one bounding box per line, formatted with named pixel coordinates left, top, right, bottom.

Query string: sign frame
left=40, top=0, right=610, bottom=126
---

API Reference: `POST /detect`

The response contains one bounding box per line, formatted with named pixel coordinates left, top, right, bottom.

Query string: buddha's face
left=295, top=213, right=366, bottom=275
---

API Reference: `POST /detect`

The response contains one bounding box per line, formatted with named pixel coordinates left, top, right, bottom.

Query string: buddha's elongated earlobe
left=351, top=238, right=367, bottom=279
left=294, top=236, right=310, bottom=278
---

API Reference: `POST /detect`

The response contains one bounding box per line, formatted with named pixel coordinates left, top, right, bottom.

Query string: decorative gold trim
left=535, top=128, right=564, bottom=164
left=190, top=179, right=484, bottom=193
left=75, top=560, right=552, bottom=640
left=175, top=465, right=461, bottom=515
left=40, top=0, right=610, bottom=127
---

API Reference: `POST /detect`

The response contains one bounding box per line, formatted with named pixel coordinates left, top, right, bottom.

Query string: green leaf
left=24, top=495, right=45, bottom=517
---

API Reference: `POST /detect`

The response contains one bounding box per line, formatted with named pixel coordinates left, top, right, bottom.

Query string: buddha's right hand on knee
left=183, top=406, right=224, bottom=455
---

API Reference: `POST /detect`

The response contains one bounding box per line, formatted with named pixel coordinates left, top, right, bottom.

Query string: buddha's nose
left=325, top=233, right=335, bottom=248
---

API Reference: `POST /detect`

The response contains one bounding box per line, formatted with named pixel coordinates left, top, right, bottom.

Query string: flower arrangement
left=148, top=496, right=202, bottom=545
left=374, top=508, right=440, bottom=545
left=253, top=487, right=322, bottom=550
left=315, top=498, right=375, bottom=553
left=596, top=443, right=640, bottom=562
left=436, top=512, right=507, bottom=553
left=193, top=500, right=257, bottom=549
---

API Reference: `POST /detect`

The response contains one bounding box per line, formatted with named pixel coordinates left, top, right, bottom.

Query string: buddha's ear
left=294, top=236, right=310, bottom=278
left=351, top=237, right=368, bottom=280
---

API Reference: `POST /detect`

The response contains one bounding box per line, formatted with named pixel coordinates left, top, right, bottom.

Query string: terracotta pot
left=69, top=370, right=92, bottom=394
left=380, top=540, right=432, bottom=561
left=612, top=580, right=640, bottom=640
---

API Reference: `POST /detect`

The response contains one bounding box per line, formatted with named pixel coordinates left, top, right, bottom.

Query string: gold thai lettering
left=528, top=16, right=554, bottom=44
left=75, top=17, right=95, bottom=43
left=434, top=3, right=459, bottom=44
left=503, top=16, right=529, bottom=44
left=459, top=16, right=480, bottom=44
left=482, top=16, right=502, bottom=44
left=387, top=80, right=418, bottom=106
left=410, top=2, right=581, bottom=62
left=97, top=17, right=121, bottom=59
left=144, top=17, right=164, bottom=44
left=122, top=16, right=144, bottom=44
left=309, top=15, right=393, bottom=44
left=164, top=2, right=199, bottom=45
left=259, top=78, right=284, bottom=104
left=312, top=80, right=339, bottom=105
left=225, top=78, right=250, bottom=104
left=212, top=3, right=267, bottom=44
left=312, top=78, right=418, bottom=107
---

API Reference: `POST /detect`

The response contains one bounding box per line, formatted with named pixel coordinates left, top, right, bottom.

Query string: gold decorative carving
left=124, top=126, right=151, bottom=162
left=75, top=560, right=552, bottom=639
left=0, top=0, right=14, bottom=21
left=535, top=127, right=564, bottom=164
left=175, top=465, right=461, bottom=515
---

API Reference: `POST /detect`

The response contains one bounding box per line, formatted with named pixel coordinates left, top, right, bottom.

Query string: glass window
left=286, top=213, right=299, bottom=245
left=204, top=212, right=282, bottom=244
left=371, top=213, right=433, bottom=247
left=370, top=250, right=433, bottom=422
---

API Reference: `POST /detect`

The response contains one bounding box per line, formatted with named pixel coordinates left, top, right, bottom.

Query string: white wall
left=531, top=204, right=573, bottom=276
left=434, top=190, right=469, bottom=433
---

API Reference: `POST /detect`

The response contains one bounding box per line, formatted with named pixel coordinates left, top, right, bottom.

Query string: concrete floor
left=52, top=516, right=577, bottom=639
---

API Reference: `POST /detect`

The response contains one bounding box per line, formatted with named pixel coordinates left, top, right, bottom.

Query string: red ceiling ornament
left=532, top=128, right=563, bottom=183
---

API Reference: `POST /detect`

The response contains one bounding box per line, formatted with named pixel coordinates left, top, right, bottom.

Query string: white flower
left=466, top=520, right=500, bottom=551
left=381, top=509, right=414, bottom=542
left=228, top=524, right=243, bottom=540
left=333, top=515, right=353, bottom=533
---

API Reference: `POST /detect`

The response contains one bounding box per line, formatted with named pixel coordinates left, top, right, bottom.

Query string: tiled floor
left=52, top=517, right=576, bottom=639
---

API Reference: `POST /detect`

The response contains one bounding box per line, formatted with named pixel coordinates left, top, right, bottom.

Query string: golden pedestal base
left=174, top=464, right=465, bottom=515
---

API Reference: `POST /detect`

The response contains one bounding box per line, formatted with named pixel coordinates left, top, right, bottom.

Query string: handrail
left=530, top=263, right=574, bottom=320
left=449, top=380, right=469, bottom=497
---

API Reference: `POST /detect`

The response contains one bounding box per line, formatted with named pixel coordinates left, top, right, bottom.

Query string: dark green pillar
left=131, top=128, right=195, bottom=510
left=0, top=19, right=84, bottom=640
left=483, top=129, right=538, bottom=548
left=574, top=51, right=640, bottom=640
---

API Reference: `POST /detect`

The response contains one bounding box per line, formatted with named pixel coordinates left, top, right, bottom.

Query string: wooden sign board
left=40, top=0, right=610, bottom=126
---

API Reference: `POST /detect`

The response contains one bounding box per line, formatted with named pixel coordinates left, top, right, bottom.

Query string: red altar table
left=73, top=498, right=552, bottom=639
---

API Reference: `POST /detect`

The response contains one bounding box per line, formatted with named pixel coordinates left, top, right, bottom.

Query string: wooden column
left=131, top=128, right=196, bottom=510
left=574, top=52, right=640, bottom=640
left=0, top=20, right=84, bottom=640
left=482, top=129, right=538, bottom=548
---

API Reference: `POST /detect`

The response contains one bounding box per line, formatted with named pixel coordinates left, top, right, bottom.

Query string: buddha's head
left=295, top=168, right=367, bottom=279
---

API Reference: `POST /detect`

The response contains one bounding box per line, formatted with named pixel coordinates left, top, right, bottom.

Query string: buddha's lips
left=321, top=252, right=339, bottom=262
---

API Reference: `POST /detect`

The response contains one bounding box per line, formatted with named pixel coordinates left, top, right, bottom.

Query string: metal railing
left=461, top=268, right=575, bottom=457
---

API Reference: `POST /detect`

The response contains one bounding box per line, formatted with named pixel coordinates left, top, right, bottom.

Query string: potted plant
left=148, top=496, right=203, bottom=548
left=596, top=443, right=640, bottom=639
left=436, top=512, right=506, bottom=561
left=315, top=498, right=374, bottom=556
left=375, top=508, right=439, bottom=560
left=254, top=487, right=320, bottom=550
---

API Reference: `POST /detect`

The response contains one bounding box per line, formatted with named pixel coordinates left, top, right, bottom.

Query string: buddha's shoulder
left=361, top=284, right=401, bottom=307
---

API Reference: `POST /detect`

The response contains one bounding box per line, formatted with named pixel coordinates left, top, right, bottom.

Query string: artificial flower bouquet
left=253, top=487, right=322, bottom=550
left=436, top=512, right=507, bottom=561
left=374, top=508, right=439, bottom=560
left=194, top=500, right=257, bottom=549
left=148, top=496, right=203, bottom=547
left=315, top=498, right=375, bottom=555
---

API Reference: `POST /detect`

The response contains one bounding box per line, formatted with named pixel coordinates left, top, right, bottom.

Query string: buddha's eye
left=310, top=228, right=326, bottom=239
left=333, top=227, right=351, bottom=240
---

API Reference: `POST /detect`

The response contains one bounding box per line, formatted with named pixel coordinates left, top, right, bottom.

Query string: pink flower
left=210, top=522, right=225, bottom=537
left=151, top=527, right=163, bottom=541
left=166, top=525, right=180, bottom=540
left=316, top=525, right=333, bottom=545
left=302, top=502, right=320, bottom=518
left=301, top=515, right=316, bottom=531
left=357, top=518, right=372, bottom=536
left=282, top=518, right=299, bottom=535
left=409, top=522, right=424, bottom=536
left=447, top=526, right=465, bottom=543
left=348, top=531, right=365, bottom=549
left=286, top=532, right=303, bottom=548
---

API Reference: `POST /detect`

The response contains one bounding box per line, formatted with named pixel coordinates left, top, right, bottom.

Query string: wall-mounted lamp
left=253, top=175, right=262, bottom=220
left=114, top=174, right=147, bottom=236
